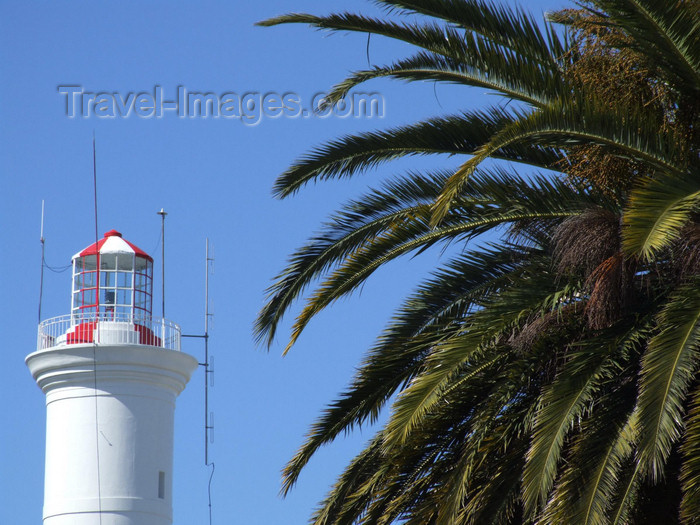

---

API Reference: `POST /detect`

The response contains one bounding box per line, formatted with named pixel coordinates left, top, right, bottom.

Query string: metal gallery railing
left=37, top=313, right=181, bottom=351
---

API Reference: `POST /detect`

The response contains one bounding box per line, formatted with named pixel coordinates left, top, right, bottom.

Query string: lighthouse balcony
left=37, top=313, right=182, bottom=351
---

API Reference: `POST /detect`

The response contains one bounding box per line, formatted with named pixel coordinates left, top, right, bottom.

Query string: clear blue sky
left=0, top=1, right=567, bottom=523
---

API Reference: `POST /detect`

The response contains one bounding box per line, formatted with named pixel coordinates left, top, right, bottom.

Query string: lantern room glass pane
left=117, top=254, right=135, bottom=270
left=80, top=271, right=96, bottom=288
left=135, top=291, right=147, bottom=309
left=101, top=289, right=116, bottom=305
left=135, top=272, right=150, bottom=291
left=100, top=271, right=116, bottom=287
left=80, top=255, right=97, bottom=271
left=84, top=288, right=97, bottom=305
left=115, top=305, right=131, bottom=317
left=100, top=254, right=116, bottom=270
left=134, top=257, right=150, bottom=272
left=117, top=289, right=130, bottom=305
left=118, top=272, right=132, bottom=288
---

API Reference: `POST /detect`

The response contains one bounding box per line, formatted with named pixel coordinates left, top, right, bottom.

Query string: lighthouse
left=26, top=229, right=198, bottom=525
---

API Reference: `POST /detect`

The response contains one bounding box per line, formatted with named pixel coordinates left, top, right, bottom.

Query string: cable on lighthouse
left=91, top=132, right=105, bottom=524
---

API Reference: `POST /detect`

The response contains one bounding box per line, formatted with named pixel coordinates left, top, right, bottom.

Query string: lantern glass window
left=118, top=272, right=132, bottom=288
left=135, top=257, right=150, bottom=272
left=83, top=288, right=97, bottom=305
left=100, top=253, right=116, bottom=270
left=100, top=271, right=115, bottom=287
left=81, top=255, right=97, bottom=271
left=118, top=255, right=134, bottom=271
left=117, top=289, right=131, bottom=305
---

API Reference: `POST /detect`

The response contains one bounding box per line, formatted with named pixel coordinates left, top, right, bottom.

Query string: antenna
left=204, top=238, right=214, bottom=464
left=157, top=209, right=167, bottom=319
left=38, top=200, right=46, bottom=323
left=204, top=238, right=215, bottom=525
left=181, top=238, right=215, bottom=524
left=93, top=133, right=100, bottom=318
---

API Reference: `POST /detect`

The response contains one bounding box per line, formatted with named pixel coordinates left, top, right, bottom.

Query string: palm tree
left=256, top=1, right=699, bottom=523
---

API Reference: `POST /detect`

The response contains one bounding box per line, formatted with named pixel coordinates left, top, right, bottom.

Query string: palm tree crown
left=256, top=1, right=699, bottom=523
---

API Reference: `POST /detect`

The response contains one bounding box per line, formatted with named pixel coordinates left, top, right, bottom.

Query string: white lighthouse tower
left=27, top=229, right=198, bottom=525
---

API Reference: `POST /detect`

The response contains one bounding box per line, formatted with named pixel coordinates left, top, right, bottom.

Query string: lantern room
left=36, top=228, right=166, bottom=347
left=72, top=229, right=153, bottom=321
left=36, top=229, right=180, bottom=350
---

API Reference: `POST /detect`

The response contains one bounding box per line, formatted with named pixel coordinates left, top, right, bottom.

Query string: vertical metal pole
left=38, top=200, right=45, bottom=323
left=157, top=209, right=167, bottom=319
left=93, top=134, right=100, bottom=329
left=204, top=238, right=210, bottom=466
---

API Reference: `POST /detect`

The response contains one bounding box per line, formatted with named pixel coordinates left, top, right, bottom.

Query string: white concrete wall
left=26, top=344, right=198, bottom=525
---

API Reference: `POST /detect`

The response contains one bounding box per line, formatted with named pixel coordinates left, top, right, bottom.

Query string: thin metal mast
left=38, top=200, right=46, bottom=323
left=157, top=209, right=167, bottom=319
left=204, top=239, right=215, bottom=525
left=204, top=238, right=213, bottom=466
left=180, top=239, right=215, bottom=523
left=93, top=134, right=100, bottom=318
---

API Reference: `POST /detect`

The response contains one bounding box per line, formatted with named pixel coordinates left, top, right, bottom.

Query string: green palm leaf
left=590, top=0, right=700, bottom=94
left=622, top=171, right=700, bottom=260
left=271, top=109, right=561, bottom=198
left=523, top=339, right=620, bottom=517
left=376, top=0, right=565, bottom=64
left=320, top=48, right=562, bottom=109
left=536, top=322, right=649, bottom=525
left=608, top=455, right=644, bottom=525
left=637, top=277, right=700, bottom=481
left=280, top=243, right=535, bottom=494
left=680, top=386, right=700, bottom=523
left=256, top=170, right=451, bottom=347
left=383, top=266, right=566, bottom=448
left=432, top=96, right=681, bottom=224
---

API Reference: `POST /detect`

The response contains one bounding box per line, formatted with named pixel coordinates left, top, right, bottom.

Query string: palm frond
left=541, top=400, right=638, bottom=525
left=271, top=109, right=562, bottom=198
left=280, top=243, right=538, bottom=494
left=680, top=385, right=700, bottom=523
left=589, top=0, right=700, bottom=95
left=522, top=336, right=622, bottom=517
left=637, top=277, right=700, bottom=481
left=375, top=0, right=566, bottom=64
left=622, top=171, right=700, bottom=260
left=608, top=456, right=644, bottom=525
left=537, top=322, right=649, bottom=525
left=383, top=265, right=566, bottom=449
left=321, top=49, right=562, bottom=110
left=256, top=170, right=451, bottom=347
left=432, top=96, right=682, bottom=224
left=275, top=170, right=596, bottom=352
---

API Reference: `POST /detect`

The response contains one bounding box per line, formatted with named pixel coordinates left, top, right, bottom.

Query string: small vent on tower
left=158, top=471, right=166, bottom=499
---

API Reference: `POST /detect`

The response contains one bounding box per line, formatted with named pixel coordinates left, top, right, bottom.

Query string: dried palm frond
left=552, top=208, right=620, bottom=278
left=584, top=252, right=636, bottom=330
